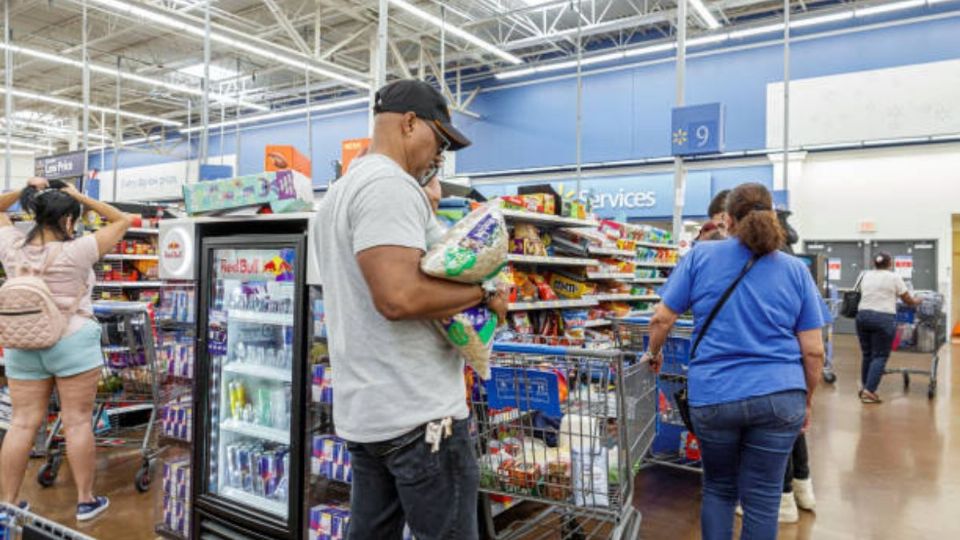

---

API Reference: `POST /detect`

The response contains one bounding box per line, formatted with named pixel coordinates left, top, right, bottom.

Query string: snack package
left=529, top=274, right=558, bottom=301
left=514, top=271, right=538, bottom=302
left=421, top=204, right=509, bottom=283
left=511, top=223, right=547, bottom=256
left=511, top=312, right=534, bottom=335
left=436, top=306, right=498, bottom=380
left=549, top=273, right=595, bottom=299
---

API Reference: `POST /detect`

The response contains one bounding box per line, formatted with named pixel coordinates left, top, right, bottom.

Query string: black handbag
left=840, top=272, right=865, bottom=319
left=673, top=255, right=759, bottom=436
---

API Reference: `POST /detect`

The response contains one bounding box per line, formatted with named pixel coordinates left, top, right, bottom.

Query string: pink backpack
left=0, top=245, right=81, bottom=350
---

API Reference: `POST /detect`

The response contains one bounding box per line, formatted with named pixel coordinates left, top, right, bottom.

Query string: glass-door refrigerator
left=192, top=228, right=310, bottom=539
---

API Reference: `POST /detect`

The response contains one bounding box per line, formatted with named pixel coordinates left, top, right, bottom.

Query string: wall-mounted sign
left=672, top=103, right=725, bottom=156
left=35, top=151, right=85, bottom=180
left=894, top=255, right=913, bottom=279
left=341, top=138, right=370, bottom=173
left=476, top=172, right=713, bottom=220
left=827, top=258, right=842, bottom=281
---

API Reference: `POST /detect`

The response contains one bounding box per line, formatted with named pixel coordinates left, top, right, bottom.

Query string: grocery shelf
left=228, top=310, right=294, bottom=326
left=223, top=362, right=292, bottom=383
left=220, top=486, right=287, bottom=517
left=96, top=281, right=165, bottom=288
left=635, top=241, right=679, bottom=250
left=127, top=227, right=160, bottom=235
left=220, top=419, right=290, bottom=445
left=506, top=254, right=598, bottom=267
left=508, top=298, right=598, bottom=311
left=586, top=272, right=635, bottom=280
left=631, top=277, right=668, bottom=284
left=501, top=209, right=599, bottom=228
left=583, top=319, right=612, bottom=328
left=104, top=254, right=159, bottom=261
left=102, top=344, right=137, bottom=353
left=587, top=246, right=637, bottom=258
left=106, top=404, right=154, bottom=416
left=634, top=261, right=677, bottom=268
left=592, top=293, right=661, bottom=302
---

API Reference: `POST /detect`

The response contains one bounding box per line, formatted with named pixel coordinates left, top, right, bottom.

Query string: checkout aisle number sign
left=671, top=103, right=724, bottom=156
left=895, top=255, right=913, bottom=279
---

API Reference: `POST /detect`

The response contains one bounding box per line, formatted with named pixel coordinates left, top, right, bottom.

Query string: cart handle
left=491, top=342, right=621, bottom=358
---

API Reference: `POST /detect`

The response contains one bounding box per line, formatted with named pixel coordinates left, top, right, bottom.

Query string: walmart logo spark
left=672, top=128, right=688, bottom=146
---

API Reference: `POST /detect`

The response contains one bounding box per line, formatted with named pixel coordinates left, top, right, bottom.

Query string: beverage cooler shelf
left=223, top=362, right=292, bottom=383
left=228, top=310, right=294, bottom=326
left=220, top=486, right=287, bottom=517
left=220, top=419, right=291, bottom=445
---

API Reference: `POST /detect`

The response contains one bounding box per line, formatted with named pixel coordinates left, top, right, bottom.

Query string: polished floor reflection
left=6, top=336, right=957, bottom=539
left=637, top=336, right=959, bottom=539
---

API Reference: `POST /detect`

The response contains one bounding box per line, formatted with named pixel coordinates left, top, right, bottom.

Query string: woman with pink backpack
left=0, top=177, right=131, bottom=521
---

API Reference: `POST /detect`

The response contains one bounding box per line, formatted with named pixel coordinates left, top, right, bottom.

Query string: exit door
left=804, top=241, right=866, bottom=334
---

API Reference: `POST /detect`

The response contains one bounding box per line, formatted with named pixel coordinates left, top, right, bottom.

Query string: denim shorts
left=4, top=320, right=103, bottom=380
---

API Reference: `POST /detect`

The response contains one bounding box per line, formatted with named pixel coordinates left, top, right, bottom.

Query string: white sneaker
left=792, top=477, right=816, bottom=511
left=735, top=503, right=743, bottom=516
left=779, top=492, right=799, bottom=523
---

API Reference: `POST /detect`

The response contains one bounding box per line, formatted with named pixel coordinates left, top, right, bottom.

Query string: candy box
left=183, top=170, right=313, bottom=215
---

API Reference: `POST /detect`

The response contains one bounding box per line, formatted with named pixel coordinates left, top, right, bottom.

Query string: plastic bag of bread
left=436, top=306, right=498, bottom=380
left=421, top=204, right=509, bottom=283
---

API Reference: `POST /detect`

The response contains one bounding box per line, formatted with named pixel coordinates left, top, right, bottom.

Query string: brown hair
left=726, top=183, right=784, bottom=256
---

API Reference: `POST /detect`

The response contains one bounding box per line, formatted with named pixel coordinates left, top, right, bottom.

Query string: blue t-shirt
left=660, top=239, right=826, bottom=407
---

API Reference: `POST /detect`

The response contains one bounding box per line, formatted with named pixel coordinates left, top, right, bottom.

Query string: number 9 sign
left=671, top=103, right=724, bottom=156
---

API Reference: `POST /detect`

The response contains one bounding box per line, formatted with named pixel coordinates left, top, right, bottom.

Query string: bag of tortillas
left=421, top=204, right=509, bottom=283
left=422, top=204, right=509, bottom=379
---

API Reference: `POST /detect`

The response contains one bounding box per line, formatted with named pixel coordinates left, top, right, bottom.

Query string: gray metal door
left=804, top=241, right=866, bottom=334
left=869, top=240, right=937, bottom=292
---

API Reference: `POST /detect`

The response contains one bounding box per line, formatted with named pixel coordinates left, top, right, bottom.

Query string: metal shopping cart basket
left=0, top=502, right=96, bottom=540
left=472, top=343, right=656, bottom=540
left=615, top=317, right=702, bottom=473
left=37, top=302, right=164, bottom=492
left=886, top=293, right=946, bottom=399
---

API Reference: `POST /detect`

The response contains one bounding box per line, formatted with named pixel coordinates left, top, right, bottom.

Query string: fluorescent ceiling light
left=388, top=0, right=523, bottom=65
left=0, top=148, right=37, bottom=156
left=85, top=0, right=369, bottom=89
left=178, top=63, right=239, bottom=81
left=623, top=42, right=677, bottom=57
left=855, top=0, right=925, bottom=16
left=0, top=138, right=54, bottom=151
left=689, top=0, right=722, bottom=29
left=790, top=11, right=854, bottom=28
left=3, top=43, right=267, bottom=112
left=0, top=87, right=181, bottom=126
left=180, top=96, right=368, bottom=133
left=729, top=23, right=785, bottom=39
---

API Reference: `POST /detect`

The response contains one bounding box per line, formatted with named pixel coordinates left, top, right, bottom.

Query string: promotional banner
left=35, top=151, right=85, bottom=180
left=99, top=155, right=237, bottom=201
left=894, top=255, right=913, bottom=279
left=475, top=172, right=713, bottom=219
left=828, top=258, right=842, bottom=281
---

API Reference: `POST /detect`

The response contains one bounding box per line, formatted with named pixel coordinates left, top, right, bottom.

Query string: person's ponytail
left=726, top=183, right=785, bottom=256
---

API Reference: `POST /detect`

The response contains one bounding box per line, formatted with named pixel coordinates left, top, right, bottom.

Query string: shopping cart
left=0, top=502, right=96, bottom=540
left=885, top=293, right=946, bottom=399
left=822, top=285, right=841, bottom=385
left=473, top=343, right=655, bottom=540
left=615, top=317, right=702, bottom=473
left=37, top=302, right=164, bottom=493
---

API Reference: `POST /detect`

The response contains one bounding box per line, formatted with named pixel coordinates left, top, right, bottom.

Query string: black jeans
left=346, top=418, right=479, bottom=540
left=782, top=433, right=810, bottom=493
left=856, top=309, right=897, bottom=393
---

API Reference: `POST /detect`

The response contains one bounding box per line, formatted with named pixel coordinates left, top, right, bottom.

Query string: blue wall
left=457, top=13, right=960, bottom=173
left=90, top=11, right=960, bottom=189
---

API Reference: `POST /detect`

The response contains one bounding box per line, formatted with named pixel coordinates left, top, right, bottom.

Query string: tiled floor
left=6, top=336, right=959, bottom=539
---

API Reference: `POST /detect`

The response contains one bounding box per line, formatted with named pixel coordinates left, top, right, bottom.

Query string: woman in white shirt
left=855, top=252, right=919, bottom=403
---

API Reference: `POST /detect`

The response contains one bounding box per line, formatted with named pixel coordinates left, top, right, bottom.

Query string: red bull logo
left=263, top=256, right=293, bottom=276
left=163, top=240, right=182, bottom=259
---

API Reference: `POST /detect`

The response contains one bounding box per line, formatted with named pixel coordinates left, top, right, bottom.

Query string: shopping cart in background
left=887, top=291, right=946, bottom=399
left=37, top=302, right=163, bottom=492
left=0, top=502, right=96, bottom=540
left=821, top=284, right=841, bottom=385
left=616, top=317, right=702, bottom=473
left=472, top=343, right=655, bottom=540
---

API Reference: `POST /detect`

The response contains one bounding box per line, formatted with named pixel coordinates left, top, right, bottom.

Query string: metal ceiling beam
left=261, top=0, right=312, bottom=55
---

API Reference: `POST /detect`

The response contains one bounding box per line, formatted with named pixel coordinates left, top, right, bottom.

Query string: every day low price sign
left=475, top=172, right=713, bottom=220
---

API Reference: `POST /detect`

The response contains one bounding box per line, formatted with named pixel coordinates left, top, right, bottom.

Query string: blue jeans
left=691, top=390, right=806, bottom=540
left=855, top=310, right=897, bottom=393
left=346, top=418, right=479, bottom=540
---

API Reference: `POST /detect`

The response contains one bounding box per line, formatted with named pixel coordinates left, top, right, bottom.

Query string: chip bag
left=421, top=204, right=509, bottom=283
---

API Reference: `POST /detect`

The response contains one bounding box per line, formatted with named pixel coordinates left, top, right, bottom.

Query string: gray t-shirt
left=313, top=154, right=467, bottom=443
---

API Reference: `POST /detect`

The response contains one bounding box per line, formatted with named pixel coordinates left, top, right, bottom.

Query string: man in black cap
left=314, top=79, right=506, bottom=539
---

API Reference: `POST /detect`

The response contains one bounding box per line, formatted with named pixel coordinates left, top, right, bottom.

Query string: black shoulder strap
left=691, top=255, right=759, bottom=358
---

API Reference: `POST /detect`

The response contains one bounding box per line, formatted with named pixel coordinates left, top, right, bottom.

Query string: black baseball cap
left=373, top=79, right=472, bottom=151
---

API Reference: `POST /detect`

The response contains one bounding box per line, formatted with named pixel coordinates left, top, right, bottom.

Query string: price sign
left=827, top=258, right=842, bottom=281
left=671, top=103, right=724, bottom=156
left=894, top=255, right=913, bottom=279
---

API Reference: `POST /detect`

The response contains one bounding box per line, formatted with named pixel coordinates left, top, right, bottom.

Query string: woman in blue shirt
left=646, top=183, right=826, bottom=540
